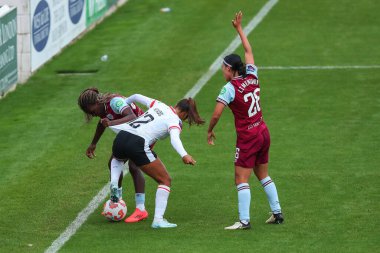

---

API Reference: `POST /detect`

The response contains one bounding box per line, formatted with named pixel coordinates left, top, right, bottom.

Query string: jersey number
left=129, top=113, right=154, bottom=128
left=243, top=88, right=261, bottom=117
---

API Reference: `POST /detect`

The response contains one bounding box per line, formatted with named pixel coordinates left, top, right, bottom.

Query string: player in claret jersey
left=78, top=87, right=148, bottom=223
left=207, top=11, right=284, bottom=230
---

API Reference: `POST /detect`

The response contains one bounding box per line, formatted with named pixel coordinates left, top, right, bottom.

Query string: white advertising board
left=30, top=0, right=86, bottom=71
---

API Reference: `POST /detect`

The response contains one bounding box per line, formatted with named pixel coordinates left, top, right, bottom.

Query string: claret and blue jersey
left=216, top=64, right=263, bottom=136
left=105, top=96, right=144, bottom=120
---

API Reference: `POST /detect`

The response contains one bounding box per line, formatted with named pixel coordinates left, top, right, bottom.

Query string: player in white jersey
left=109, top=94, right=205, bottom=228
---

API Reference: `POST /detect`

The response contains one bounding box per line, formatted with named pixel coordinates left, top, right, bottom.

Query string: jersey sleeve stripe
left=169, top=126, right=182, bottom=132
left=216, top=98, right=228, bottom=105
left=150, top=100, right=156, bottom=108
left=119, top=105, right=129, bottom=114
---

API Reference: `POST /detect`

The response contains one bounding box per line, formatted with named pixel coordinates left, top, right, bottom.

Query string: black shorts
left=112, top=131, right=157, bottom=166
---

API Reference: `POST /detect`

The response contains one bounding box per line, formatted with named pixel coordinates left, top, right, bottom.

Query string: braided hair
left=78, top=87, right=116, bottom=122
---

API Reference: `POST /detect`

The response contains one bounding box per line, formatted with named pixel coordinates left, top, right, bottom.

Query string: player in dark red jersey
left=78, top=87, right=148, bottom=223
left=207, top=12, right=283, bottom=230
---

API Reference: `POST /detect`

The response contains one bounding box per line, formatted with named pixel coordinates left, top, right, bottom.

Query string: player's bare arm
left=207, top=102, right=226, bottom=145
left=232, top=11, right=254, bottom=65
left=86, top=120, right=106, bottom=158
left=101, top=107, right=137, bottom=127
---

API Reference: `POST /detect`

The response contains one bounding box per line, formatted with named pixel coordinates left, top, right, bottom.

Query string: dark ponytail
left=176, top=98, right=205, bottom=126
left=223, top=53, right=246, bottom=77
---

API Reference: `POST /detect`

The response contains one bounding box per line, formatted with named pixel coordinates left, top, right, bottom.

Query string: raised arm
left=126, top=94, right=154, bottom=108
left=232, top=11, right=254, bottom=65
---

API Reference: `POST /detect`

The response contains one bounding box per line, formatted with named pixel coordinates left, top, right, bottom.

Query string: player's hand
left=182, top=155, right=196, bottom=165
left=207, top=131, right=216, bottom=145
left=86, top=144, right=96, bottom=159
left=232, top=11, right=243, bottom=29
left=100, top=118, right=111, bottom=127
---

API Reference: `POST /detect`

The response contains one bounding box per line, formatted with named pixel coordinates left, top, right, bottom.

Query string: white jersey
left=110, top=100, right=182, bottom=147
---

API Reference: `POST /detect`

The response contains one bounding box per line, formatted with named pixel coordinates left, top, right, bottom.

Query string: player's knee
left=235, top=173, right=248, bottom=185
left=158, top=175, right=171, bottom=187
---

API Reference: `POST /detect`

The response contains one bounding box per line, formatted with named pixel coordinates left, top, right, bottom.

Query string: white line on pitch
left=44, top=1, right=278, bottom=252
left=260, top=65, right=380, bottom=70
left=44, top=169, right=129, bottom=253
left=184, top=0, right=279, bottom=98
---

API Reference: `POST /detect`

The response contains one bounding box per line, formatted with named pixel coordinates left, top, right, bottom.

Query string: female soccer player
left=109, top=94, right=204, bottom=228
left=207, top=11, right=284, bottom=230
left=78, top=87, right=148, bottom=223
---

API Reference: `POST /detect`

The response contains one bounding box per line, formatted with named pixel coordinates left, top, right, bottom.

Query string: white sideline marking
left=44, top=169, right=129, bottom=253
left=260, top=65, right=380, bottom=70
left=184, top=0, right=279, bottom=98
left=44, top=1, right=278, bottom=252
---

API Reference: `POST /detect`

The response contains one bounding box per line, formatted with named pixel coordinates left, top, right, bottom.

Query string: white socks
left=110, top=158, right=124, bottom=185
left=154, top=185, right=171, bottom=222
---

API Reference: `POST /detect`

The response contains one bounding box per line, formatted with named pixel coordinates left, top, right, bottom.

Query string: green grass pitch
left=0, top=0, right=379, bottom=252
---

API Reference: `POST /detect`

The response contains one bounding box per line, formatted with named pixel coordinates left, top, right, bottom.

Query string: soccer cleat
left=124, top=208, right=149, bottom=223
left=265, top=213, right=284, bottom=224
left=110, top=183, right=120, bottom=203
left=151, top=219, right=177, bottom=228
left=224, top=221, right=251, bottom=230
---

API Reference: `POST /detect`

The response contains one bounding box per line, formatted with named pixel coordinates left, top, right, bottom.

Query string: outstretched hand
left=232, top=11, right=243, bottom=29
left=86, top=144, right=96, bottom=159
left=182, top=155, right=196, bottom=165
left=207, top=131, right=216, bottom=145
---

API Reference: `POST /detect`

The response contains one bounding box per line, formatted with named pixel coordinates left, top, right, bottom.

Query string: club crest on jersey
left=107, top=114, right=114, bottom=120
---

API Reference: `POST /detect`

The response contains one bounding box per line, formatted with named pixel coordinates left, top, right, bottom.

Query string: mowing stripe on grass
left=44, top=1, right=278, bottom=252
left=184, top=0, right=279, bottom=98
left=260, top=65, right=380, bottom=70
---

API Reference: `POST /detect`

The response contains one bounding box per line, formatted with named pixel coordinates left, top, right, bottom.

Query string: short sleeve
left=246, top=64, right=258, bottom=78
left=110, top=97, right=129, bottom=114
left=216, top=82, right=235, bottom=105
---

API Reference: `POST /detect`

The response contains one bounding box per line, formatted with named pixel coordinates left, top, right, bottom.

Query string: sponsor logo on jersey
left=154, top=108, right=163, bottom=116
left=220, top=87, right=227, bottom=95
left=247, top=65, right=255, bottom=72
left=116, top=101, right=123, bottom=108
